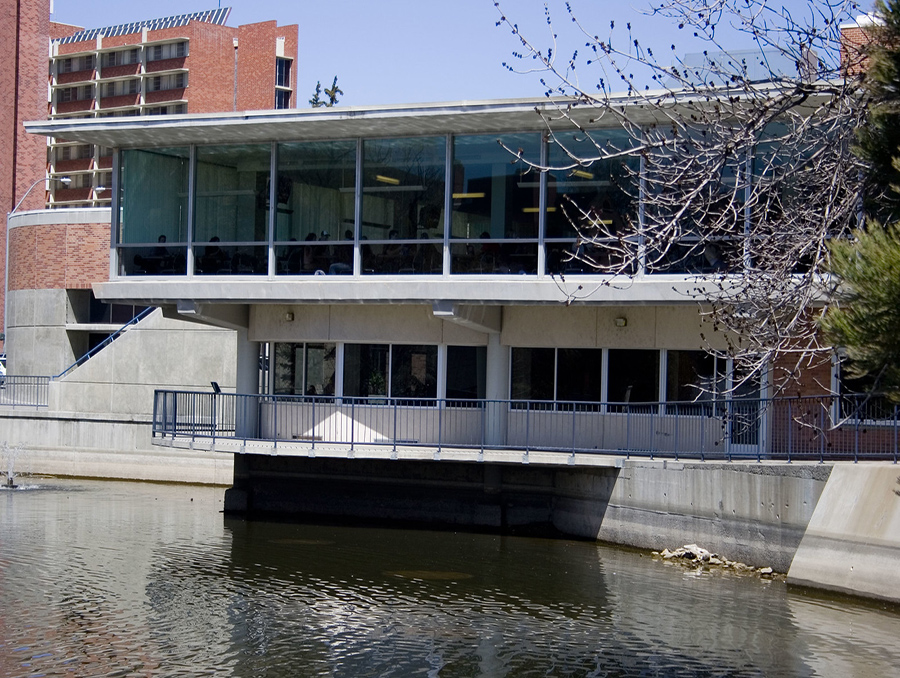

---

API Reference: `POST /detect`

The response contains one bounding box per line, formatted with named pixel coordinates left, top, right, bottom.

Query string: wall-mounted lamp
left=614, top=317, right=627, bottom=327
left=284, top=311, right=294, bottom=322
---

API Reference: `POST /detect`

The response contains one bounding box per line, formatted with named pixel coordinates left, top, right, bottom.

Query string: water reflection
left=0, top=478, right=898, bottom=677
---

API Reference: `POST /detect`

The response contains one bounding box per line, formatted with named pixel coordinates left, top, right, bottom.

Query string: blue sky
left=49, top=0, right=869, bottom=108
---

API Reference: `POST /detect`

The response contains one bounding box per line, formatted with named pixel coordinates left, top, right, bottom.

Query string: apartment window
left=58, top=85, right=93, bottom=103
left=276, top=58, right=291, bottom=88
left=102, top=79, right=138, bottom=98
left=149, top=42, right=188, bottom=61
left=275, top=89, right=291, bottom=110
left=273, top=343, right=337, bottom=397
left=101, top=49, right=139, bottom=68
left=59, top=145, right=92, bottom=161
left=148, top=73, right=186, bottom=92
left=59, top=58, right=73, bottom=74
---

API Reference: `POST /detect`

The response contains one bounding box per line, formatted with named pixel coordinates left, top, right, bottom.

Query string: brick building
left=47, top=8, right=298, bottom=207
left=1, top=0, right=51, bottom=351
left=2, top=5, right=297, bottom=366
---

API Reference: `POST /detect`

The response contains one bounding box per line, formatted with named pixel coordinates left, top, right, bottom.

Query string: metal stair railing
left=55, top=306, right=156, bottom=379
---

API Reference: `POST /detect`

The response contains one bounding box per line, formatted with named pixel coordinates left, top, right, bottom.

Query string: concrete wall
left=0, top=408, right=232, bottom=485
left=225, top=454, right=830, bottom=573
left=51, top=308, right=237, bottom=415
left=788, top=464, right=900, bottom=603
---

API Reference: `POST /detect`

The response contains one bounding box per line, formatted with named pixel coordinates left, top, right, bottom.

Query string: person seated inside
left=198, top=236, right=229, bottom=273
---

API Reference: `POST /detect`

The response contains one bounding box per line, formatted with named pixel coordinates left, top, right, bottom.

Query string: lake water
left=1, top=477, right=899, bottom=677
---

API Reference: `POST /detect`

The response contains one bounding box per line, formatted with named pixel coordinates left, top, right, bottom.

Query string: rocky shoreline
left=652, top=544, right=781, bottom=579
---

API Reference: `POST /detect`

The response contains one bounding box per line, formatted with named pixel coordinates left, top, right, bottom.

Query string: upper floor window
left=101, top=79, right=139, bottom=98
left=101, top=49, right=139, bottom=68
left=274, top=90, right=291, bottom=110
left=58, top=85, right=94, bottom=103
left=59, top=54, right=94, bottom=74
left=148, top=73, right=187, bottom=92
left=276, top=58, right=292, bottom=88
left=149, top=42, right=188, bottom=61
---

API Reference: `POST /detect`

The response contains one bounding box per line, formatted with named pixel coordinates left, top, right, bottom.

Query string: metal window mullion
left=743, top=152, right=752, bottom=269
left=600, top=348, right=609, bottom=414
left=638, top=134, right=647, bottom=275
left=658, top=349, right=668, bottom=416
left=186, top=144, right=196, bottom=276
left=443, top=135, right=452, bottom=275
left=537, top=133, right=548, bottom=277
left=110, top=148, right=122, bottom=278
left=268, top=141, right=277, bottom=276
left=353, top=138, right=363, bottom=276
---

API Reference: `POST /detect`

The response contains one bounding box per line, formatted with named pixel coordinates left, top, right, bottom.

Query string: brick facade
left=9, top=220, right=109, bottom=292
left=1, top=0, right=51, bottom=350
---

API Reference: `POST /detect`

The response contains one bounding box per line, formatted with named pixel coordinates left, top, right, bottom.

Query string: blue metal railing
left=0, top=376, right=51, bottom=407
left=55, top=306, right=155, bottom=379
left=150, top=390, right=900, bottom=462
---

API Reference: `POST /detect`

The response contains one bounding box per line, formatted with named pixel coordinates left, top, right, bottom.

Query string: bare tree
left=493, top=0, right=872, bottom=395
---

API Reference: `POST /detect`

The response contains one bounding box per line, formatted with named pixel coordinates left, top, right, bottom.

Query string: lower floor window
left=273, top=342, right=336, bottom=396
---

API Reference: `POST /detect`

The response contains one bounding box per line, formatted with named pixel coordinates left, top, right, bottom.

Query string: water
left=1, top=479, right=899, bottom=677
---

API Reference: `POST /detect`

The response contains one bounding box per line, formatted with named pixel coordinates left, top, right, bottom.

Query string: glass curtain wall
left=450, top=133, right=542, bottom=274
left=361, top=137, right=446, bottom=274
left=343, top=344, right=438, bottom=400
left=193, top=144, right=271, bottom=275
left=273, top=343, right=337, bottom=396
left=546, top=130, right=639, bottom=274
left=119, top=147, right=190, bottom=275
left=274, top=140, right=357, bottom=275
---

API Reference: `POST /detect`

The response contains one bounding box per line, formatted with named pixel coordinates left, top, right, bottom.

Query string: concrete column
left=484, top=333, right=509, bottom=446
left=235, top=328, right=260, bottom=439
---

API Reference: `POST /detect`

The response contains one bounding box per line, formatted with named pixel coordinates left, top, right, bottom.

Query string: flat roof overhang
left=24, top=86, right=816, bottom=148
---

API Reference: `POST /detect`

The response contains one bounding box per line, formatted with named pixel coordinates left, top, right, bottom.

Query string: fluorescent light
left=572, top=169, right=594, bottom=179
left=522, top=207, right=557, bottom=213
left=452, top=192, right=485, bottom=199
left=375, top=175, right=400, bottom=185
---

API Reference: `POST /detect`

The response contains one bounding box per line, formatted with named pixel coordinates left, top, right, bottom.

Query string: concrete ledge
left=788, top=464, right=900, bottom=603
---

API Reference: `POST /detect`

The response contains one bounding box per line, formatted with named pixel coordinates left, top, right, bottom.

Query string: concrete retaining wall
left=788, top=464, right=900, bottom=603
left=0, top=408, right=233, bottom=485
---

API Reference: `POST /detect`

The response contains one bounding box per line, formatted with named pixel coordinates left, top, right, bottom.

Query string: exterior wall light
left=614, top=317, right=627, bottom=327
left=284, top=311, right=294, bottom=322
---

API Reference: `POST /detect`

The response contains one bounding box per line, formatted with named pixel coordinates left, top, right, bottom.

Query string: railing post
left=854, top=411, right=860, bottom=464
left=480, top=400, right=486, bottom=458
left=673, top=403, right=679, bottom=460
left=786, top=400, right=792, bottom=464
left=273, top=394, right=278, bottom=451
left=393, top=398, right=398, bottom=455
left=894, top=403, right=898, bottom=464
left=438, top=398, right=443, bottom=454
left=310, top=396, right=315, bottom=451
left=350, top=398, right=355, bottom=454
left=571, top=403, right=576, bottom=455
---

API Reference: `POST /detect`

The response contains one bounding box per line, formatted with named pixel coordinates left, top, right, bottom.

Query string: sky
left=48, top=0, right=871, bottom=108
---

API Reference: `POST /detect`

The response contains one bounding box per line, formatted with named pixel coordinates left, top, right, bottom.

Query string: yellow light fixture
left=375, top=175, right=400, bottom=185
left=572, top=169, right=594, bottom=179
left=522, top=207, right=557, bottom=213
left=452, top=192, right=486, bottom=199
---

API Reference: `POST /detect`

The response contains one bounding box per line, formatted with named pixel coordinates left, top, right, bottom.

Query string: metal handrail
left=0, top=375, right=51, bottom=407
left=150, top=390, right=900, bottom=462
left=55, top=306, right=155, bottom=379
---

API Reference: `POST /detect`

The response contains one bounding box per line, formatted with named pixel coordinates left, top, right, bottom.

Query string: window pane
left=194, top=144, right=271, bottom=275
left=450, top=134, right=540, bottom=274
left=275, top=140, right=356, bottom=274
left=343, top=344, right=389, bottom=398
left=546, top=130, right=638, bottom=274
left=304, top=343, right=336, bottom=396
left=447, top=346, right=486, bottom=400
left=510, top=347, right=554, bottom=400
left=119, top=147, right=189, bottom=275
left=362, top=137, right=445, bottom=274
left=666, top=350, right=720, bottom=402
left=607, top=349, right=659, bottom=403
left=557, top=348, right=603, bottom=403
left=390, top=345, right=437, bottom=399
left=273, top=343, right=303, bottom=395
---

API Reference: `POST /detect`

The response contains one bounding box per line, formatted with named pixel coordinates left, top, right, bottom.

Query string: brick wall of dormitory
left=0, top=0, right=50, bottom=353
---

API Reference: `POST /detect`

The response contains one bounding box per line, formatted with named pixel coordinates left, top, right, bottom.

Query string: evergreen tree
left=856, top=0, right=900, bottom=222
left=824, top=1, right=900, bottom=397
left=822, top=223, right=900, bottom=399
